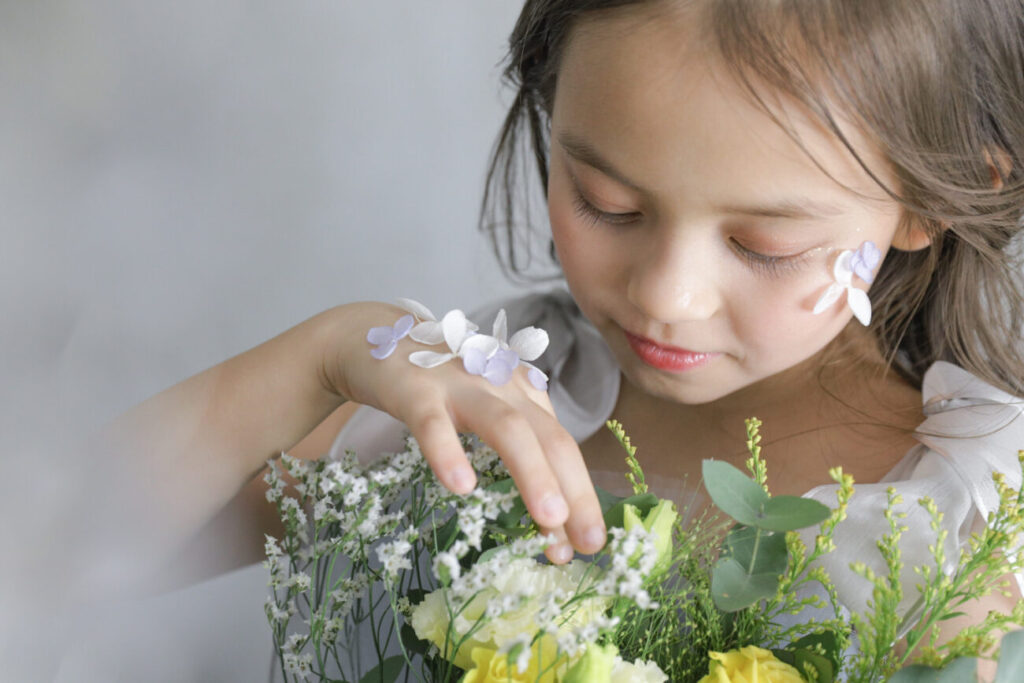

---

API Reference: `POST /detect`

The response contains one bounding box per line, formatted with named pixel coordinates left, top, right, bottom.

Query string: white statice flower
left=264, top=535, right=283, bottom=557
left=287, top=572, right=311, bottom=591
left=282, top=652, right=313, bottom=681
left=280, top=496, right=308, bottom=528
left=279, top=452, right=309, bottom=481
left=282, top=633, right=308, bottom=654
left=375, top=527, right=419, bottom=582
left=265, top=597, right=291, bottom=624
left=498, top=632, right=535, bottom=674
left=432, top=550, right=462, bottom=584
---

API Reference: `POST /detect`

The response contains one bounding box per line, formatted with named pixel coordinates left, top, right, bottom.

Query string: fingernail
left=449, top=467, right=475, bottom=492
left=583, top=525, right=607, bottom=550
left=549, top=543, right=573, bottom=564
left=539, top=494, right=569, bottom=523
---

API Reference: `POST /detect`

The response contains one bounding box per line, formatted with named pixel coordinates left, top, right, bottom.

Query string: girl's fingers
left=452, top=389, right=571, bottom=530
left=400, top=394, right=477, bottom=495
left=525, top=409, right=607, bottom=554
left=541, top=525, right=574, bottom=565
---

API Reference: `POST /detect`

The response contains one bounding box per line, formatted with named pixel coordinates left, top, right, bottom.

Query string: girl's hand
left=322, top=301, right=608, bottom=561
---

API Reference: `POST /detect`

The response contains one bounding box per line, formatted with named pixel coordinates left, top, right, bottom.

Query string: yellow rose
left=622, top=499, right=678, bottom=574
left=697, top=646, right=805, bottom=683
left=463, top=643, right=563, bottom=683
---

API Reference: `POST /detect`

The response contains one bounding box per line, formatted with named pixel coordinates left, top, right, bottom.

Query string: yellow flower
left=463, top=643, right=562, bottom=683
left=697, top=646, right=805, bottom=683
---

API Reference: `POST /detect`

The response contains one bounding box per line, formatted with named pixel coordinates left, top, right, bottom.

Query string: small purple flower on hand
left=848, top=241, right=881, bottom=284
left=463, top=347, right=520, bottom=386
left=527, top=367, right=548, bottom=392
left=368, top=314, right=414, bottom=360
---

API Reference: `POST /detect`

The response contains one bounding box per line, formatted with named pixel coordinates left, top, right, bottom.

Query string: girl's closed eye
left=570, top=184, right=641, bottom=228
left=729, top=238, right=811, bottom=278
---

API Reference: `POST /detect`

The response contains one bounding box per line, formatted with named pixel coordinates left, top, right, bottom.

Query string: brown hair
left=479, top=0, right=1024, bottom=396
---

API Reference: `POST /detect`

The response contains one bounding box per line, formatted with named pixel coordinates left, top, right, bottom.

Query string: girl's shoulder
left=804, top=360, right=1024, bottom=618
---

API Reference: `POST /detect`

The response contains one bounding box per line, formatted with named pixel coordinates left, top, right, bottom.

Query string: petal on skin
left=852, top=260, right=875, bottom=285
left=441, top=309, right=471, bottom=352
left=508, top=327, right=549, bottom=361
left=483, top=357, right=515, bottom=386
left=493, top=348, right=520, bottom=370
left=812, top=283, right=843, bottom=314
left=847, top=287, right=872, bottom=326
left=370, top=339, right=398, bottom=360
left=367, top=326, right=396, bottom=345
left=492, top=308, right=508, bottom=343
left=526, top=366, right=549, bottom=392
left=859, top=240, right=881, bottom=269
left=460, top=333, right=501, bottom=358
left=832, top=250, right=854, bottom=286
left=393, top=314, right=415, bottom=338
left=410, top=321, right=445, bottom=345
left=462, top=347, right=487, bottom=376
left=396, top=297, right=436, bottom=321
left=408, top=350, right=454, bottom=368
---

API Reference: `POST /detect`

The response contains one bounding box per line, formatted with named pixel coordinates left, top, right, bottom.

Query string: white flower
left=407, top=309, right=477, bottom=368
left=397, top=298, right=478, bottom=345
left=813, top=249, right=872, bottom=325
left=610, top=656, right=668, bottom=682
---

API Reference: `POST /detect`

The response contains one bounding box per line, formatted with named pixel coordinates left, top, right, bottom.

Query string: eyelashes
left=570, top=186, right=808, bottom=278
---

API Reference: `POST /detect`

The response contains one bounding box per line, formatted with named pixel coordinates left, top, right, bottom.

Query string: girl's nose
left=625, top=231, right=722, bottom=324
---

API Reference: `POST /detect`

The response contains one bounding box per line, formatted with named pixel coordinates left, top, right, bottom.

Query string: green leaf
left=789, top=631, right=843, bottom=674
left=995, top=629, right=1024, bottom=683
left=888, top=658, right=979, bottom=683
left=772, top=647, right=835, bottom=683
left=702, top=460, right=769, bottom=526
left=725, top=524, right=788, bottom=576
left=358, top=655, right=406, bottom=683
left=596, top=485, right=625, bottom=516
left=758, top=495, right=831, bottom=531
left=433, top=515, right=459, bottom=551
left=712, top=556, right=780, bottom=611
left=603, top=493, right=659, bottom=529
left=400, top=621, right=430, bottom=657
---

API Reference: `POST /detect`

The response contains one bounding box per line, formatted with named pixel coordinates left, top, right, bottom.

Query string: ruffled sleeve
left=328, top=288, right=620, bottom=462
left=801, top=361, right=1024, bottom=624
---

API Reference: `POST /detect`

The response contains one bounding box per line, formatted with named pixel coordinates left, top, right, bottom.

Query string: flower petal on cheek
left=847, top=287, right=872, bottom=326
left=812, top=283, right=844, bottom=314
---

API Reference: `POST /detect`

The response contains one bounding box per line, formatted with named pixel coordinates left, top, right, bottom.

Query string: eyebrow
left=557, top=131, right=847, bottom=221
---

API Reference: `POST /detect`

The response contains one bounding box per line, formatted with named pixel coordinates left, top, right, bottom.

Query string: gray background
left=0, top=2, right=545, bottom=680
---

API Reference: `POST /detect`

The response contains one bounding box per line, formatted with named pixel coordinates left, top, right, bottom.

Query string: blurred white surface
left=0, top=2, right=532, bottom=680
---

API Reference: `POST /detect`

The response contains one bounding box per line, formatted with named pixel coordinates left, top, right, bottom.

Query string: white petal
left=408, top=351, right=454, bottom=369
left=409, top=321, right=445, bottom=345
left=396, top=298, right=436, bottom=321
left=460, top=333, right=500, bottom=358
left=847, top=287, right=872, bottom=326
left=508, top=327, right=549, bottom=361
left=833, top=250, right=854, bottom=286
left=812, top=283, right=843, bottom=314
left=441, top=309, right=471, bottom=352
left=492, top=309, right=508, bottom=343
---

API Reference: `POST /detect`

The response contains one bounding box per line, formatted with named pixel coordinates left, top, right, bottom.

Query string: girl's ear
left=891, top=219, right=933, bottom=252
left=984, top=146, right=1013, bottom=191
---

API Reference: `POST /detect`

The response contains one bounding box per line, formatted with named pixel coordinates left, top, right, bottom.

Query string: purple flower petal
left=393, top=314, right=415, bottom=338
left=370, top=339, right=398, bottom=360
left=493, top=348, right=520, bottom=370
left=367, top=326, right=396, bottom=345
left=483, top=356, right=515, bottom=386
left=528, top=367, right=548, bottom=392
left=463, top=347, right=487, bottom=376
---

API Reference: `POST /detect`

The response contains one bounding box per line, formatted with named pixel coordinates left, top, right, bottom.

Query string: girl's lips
left=624, top=331, right=719, bottom=372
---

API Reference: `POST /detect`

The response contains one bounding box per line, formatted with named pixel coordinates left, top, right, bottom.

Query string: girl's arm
left=86, top=301, right=606, bottom=596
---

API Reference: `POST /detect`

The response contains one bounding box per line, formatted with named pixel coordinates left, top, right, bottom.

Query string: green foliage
left=606, top=419, right=647, bottom=495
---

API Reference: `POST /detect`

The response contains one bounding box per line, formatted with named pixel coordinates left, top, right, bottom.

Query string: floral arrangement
left=263, top=418, right=1024, bottom=682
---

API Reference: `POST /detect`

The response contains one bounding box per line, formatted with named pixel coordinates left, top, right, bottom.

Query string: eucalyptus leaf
left=725, top=524, right=788, bottom=576
left=358, top=655, right=406, bottom=683
left=994, top=629, right=1024, bottom=683
left=596, top=485, right=625, bottom=514
left=888, top=658, right=979, bottom=682
left=702, top=460, right=769, bottom=526
left=789, top=631, right=843, bottom=673
left=711, top=556, right=781, bottom=611
left=400, top=621, right=430, bottom=657
left=758, top=495, right=831, bottom=531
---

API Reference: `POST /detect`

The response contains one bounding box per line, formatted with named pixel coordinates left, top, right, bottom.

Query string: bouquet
left=263, top=418, right=1024, bottom=682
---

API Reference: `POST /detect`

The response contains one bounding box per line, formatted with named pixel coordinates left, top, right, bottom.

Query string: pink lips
left=624, top=331, right=719, bottom=372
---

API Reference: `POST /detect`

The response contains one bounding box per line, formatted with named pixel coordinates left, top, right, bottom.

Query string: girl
left=103, top=0, right=1023, bottom=671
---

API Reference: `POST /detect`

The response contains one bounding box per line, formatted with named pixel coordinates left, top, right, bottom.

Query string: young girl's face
left=547, top=8, right=908, bottom=406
